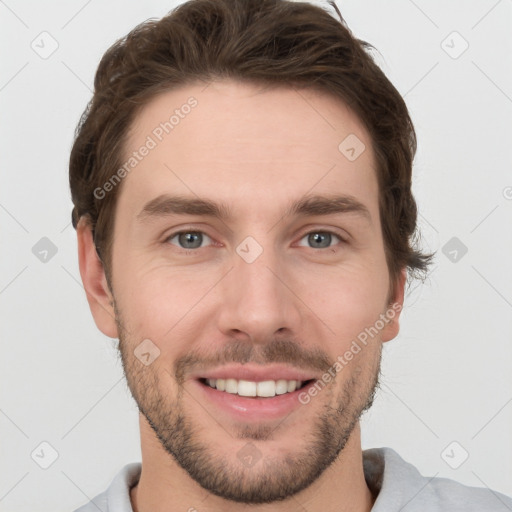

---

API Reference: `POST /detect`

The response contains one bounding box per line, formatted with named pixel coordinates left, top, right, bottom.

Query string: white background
left=1, top=0, right=511, bottom=510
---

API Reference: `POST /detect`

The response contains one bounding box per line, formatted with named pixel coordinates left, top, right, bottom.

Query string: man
left=70, top=0, right=512, bottom=510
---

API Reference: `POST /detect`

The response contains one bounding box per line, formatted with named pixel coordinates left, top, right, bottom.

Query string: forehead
left=119, top=79, right=379, bottom=222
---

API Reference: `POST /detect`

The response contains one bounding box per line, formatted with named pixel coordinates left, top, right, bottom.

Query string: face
left=85, top=80, right=404, bottom=504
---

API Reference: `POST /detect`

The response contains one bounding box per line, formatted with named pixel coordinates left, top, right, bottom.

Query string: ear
left=77, top=218, right=118, bottom=338
left=380, top=267, right=406, bottom=343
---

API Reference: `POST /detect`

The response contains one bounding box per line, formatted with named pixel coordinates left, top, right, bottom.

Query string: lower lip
left=192, top=379, right=315, bottom=422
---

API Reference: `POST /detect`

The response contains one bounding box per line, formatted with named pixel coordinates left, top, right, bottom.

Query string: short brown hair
left=69, top=0, right=433, bottom=298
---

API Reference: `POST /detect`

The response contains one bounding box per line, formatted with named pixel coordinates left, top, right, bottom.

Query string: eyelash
left=164, top=228, right=347, bottom=253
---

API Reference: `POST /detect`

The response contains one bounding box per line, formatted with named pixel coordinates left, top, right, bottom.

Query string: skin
left=78, top=79, right=406, bottom=512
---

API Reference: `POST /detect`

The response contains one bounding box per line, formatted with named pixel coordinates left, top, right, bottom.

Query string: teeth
left=225, top=378, right=238, bottom=393
left=205, top=378, right=303, bottom=397
left=287, top=380, right=297, bottom=392
left=257, top=380, right=276, bottom=397
left=275, top=379, right=288, bottom=395
left=238, top=380, right=257, bottom=397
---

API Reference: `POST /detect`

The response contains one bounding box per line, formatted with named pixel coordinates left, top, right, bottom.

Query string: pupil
left=180, top=232, right=201, bottom=248
left=310, top=232, right=330, bottom=248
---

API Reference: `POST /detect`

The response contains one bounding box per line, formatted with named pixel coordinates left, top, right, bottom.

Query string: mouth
left=189, top=364, right=322, bottom=420
left=199, top=377, right=315, bottom=398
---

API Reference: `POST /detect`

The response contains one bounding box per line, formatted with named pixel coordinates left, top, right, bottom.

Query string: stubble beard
left=115, top=312, right=382, bottom=504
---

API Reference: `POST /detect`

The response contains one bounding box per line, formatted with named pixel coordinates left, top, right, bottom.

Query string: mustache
left=174, top=339, right=333, bottom=384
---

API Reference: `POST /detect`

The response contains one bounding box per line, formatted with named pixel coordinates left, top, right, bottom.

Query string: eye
left=164, top=229, right=346, bottom=252
left=166, top=230, right=213, bottom=250
left=297, top=230, right=345, bottom=249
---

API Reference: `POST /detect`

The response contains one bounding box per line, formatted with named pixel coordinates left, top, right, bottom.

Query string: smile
left=201, top=378, right=312, bottom=397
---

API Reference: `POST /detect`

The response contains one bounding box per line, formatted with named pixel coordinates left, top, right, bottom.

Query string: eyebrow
left=136, top=193, right=372, bottom=223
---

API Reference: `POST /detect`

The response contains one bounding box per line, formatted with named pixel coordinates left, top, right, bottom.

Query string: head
left=71, top=0, right=433, bottom=505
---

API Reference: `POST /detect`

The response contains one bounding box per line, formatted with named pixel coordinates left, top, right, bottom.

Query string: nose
left=216, top=242, right=303, bottom=345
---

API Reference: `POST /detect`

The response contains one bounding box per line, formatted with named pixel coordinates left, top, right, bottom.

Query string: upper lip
left=190, top=364, right=320, bottom=383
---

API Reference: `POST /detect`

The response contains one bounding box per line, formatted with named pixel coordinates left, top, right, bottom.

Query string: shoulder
left=72, top=462, right=141, bottom=512
left=427, top=474, right=512, bottom=511
left=364, top=447, right=512, bottom=511
left=73, top=492, right=107, bottom=512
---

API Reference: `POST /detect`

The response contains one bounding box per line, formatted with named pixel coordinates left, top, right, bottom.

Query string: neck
left=130, top=415, right=375, bottom=512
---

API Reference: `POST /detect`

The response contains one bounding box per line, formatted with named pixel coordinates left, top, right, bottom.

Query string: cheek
left=301, top=265, right=389, bottom=345
left=114, top=264, right=217, bottom=345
